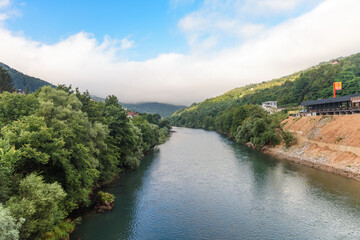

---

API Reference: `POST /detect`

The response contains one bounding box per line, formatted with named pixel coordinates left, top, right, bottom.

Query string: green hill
left=0, top=62, right=54, bottom=92
left=171, top=53, right=360, bottom=128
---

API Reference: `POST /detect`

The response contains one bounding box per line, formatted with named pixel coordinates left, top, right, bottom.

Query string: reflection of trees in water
left=107, top=151, right=160, bottom=240
left=72, top=151, right=160, bottom=240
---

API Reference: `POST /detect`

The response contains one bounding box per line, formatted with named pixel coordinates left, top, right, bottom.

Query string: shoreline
left=262, top=144, right=360, bottom=182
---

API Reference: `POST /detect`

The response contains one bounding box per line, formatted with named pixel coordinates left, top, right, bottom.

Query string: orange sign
left=334, top=82, right=342, bottom=90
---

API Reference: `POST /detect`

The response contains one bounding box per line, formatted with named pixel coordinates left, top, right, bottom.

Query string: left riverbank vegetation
left=0, top=82, right=171, bottom=239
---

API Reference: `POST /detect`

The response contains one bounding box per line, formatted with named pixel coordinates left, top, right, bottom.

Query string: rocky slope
left=264, top=115, right=360, bottom=181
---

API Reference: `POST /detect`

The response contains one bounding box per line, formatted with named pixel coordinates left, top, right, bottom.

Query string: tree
left=6, top=174, right=66, bottom=240
left=0, top=203, right=24, bottom=240
left=0, top=139, right=20, bottom=203
left=0, top=67, right=14, bottom=93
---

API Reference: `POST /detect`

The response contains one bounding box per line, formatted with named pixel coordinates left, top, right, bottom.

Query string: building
left=332, top=60, right=340, bottom=65
left=126, top=111, right=139, bottom=118
left=15, top=89, right=26, bottom=95
left=261, top=101, right=278, bottom=114
left=301, top=94, right=360, bottom=116
left=262, top=101, right=277, bottom=109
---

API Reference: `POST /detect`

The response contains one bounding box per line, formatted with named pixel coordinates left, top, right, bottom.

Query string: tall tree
left=0, top=67, right=14, bottom=93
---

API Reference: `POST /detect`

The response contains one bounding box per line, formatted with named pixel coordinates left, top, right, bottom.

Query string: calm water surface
left=72, top=127, right=360, bottom=240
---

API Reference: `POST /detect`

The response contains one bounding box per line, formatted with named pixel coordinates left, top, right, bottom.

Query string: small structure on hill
left=261, top=101, right=278, bottom=114
left=126, top=111, right=139, bottom=118
left=15, top=89, right=26, bottom=95
left=332, top=60, right=340, bottom=65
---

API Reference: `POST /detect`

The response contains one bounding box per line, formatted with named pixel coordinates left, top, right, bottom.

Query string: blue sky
left=0, top=0, right=360, bottom=104
left=4, top=0, right=322, bottom=60
left=5, top=0, right=201, bottom=60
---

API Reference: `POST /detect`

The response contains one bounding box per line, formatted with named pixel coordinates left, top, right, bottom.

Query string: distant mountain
left=91, top=96, right=186, bottom=118
left=0, top=62, right=54, bottom=92
left=122, top=102, right=186, bottom=118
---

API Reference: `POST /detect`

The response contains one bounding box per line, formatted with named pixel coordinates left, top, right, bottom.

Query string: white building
left=261, top=101, right=278, bottom=114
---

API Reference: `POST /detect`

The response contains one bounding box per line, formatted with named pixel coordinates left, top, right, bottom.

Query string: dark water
left=72, top=127, right=360, bottom=240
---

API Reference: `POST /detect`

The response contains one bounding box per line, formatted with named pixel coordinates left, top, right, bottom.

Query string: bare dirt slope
left=265, top=115, right=360, bottom=181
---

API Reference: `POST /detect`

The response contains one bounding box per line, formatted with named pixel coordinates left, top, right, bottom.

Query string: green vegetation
left=0, top=67, right=15, bottom=93
left=0, top=63, right=54, bottom=92
left=172, top=104, right=293, bottom=149
left=173, top=53, right=360, bottom=120
left=97, top=191, right=115, bottom=204
left=0, top=85, right=170, bottom=239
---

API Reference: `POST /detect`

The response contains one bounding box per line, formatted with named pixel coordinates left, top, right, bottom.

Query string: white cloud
left=242, top=0, right=316, bottom=13
left=120, top=37, right=135, bottom=50
left=0, top=0, right=10, bottom=9
left=0, top=0, right=359, bottom=105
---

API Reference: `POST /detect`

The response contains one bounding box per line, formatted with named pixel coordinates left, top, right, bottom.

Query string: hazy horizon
left=0, top=0, right=360, bottom=105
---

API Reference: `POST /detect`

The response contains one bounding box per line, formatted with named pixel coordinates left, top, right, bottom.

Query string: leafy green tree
left=0, top=67, right=14, bottom=93
left=0, top=139, right=20, bottom=203
left=6, top=174, right=66, bottom=240
left=0, top=203, right=24, bottom=240
left=0, top=92, right=39, bottom=129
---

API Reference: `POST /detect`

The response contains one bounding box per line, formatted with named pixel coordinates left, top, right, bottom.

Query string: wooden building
left=301, top=94, right=360, bottom=115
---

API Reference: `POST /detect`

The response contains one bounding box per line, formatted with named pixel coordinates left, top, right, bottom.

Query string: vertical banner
left=333, top=82, right=342, bottom=98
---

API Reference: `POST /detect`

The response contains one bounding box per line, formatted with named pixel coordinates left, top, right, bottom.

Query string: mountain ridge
left=0, top=62, right=54, bottom=92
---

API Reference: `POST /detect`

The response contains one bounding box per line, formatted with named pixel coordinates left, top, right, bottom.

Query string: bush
left=97, top=191, right=115, bottom=203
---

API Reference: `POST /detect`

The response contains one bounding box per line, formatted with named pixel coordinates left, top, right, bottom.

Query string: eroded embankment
left=264, top=115, right=360, bottom=181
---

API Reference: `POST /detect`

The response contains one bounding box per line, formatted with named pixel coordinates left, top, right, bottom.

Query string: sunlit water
left=72, top=127, right=360, bottom=240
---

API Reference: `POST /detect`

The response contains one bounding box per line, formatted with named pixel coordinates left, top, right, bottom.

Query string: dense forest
left=170, top=53, right=360, bottom=147
left=0, top=79, right=171, bottom=239
left=0, top=63, right=54, bottom=92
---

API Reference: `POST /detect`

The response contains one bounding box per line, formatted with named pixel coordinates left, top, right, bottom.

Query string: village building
left=301, top=94, right=360, bottom=116
left=261, top=101, right=278, bottom=114
left=126, top=111, right=139, bottom=118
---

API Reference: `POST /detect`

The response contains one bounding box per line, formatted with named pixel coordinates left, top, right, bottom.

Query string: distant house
left=15, top=89, right=26, bottom=95
left=126, top=111, right=139, bottom=118
left=332, top=60, right=340, bottom=65
left=261, top=101, right=278, bottom=114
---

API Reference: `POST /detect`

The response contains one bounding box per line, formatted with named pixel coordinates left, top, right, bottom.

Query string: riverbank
left=264, top=115, right=360, bottom=181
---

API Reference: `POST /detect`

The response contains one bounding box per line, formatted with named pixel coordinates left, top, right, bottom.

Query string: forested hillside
left=0, top=63, right=54, bottom=92
left=170, top=53, right=360, bottom=150
left=171, top=53, right=360, bottom=129
left=0, top=83, right=171, bottom=239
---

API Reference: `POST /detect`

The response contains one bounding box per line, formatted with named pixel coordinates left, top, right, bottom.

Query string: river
left=72, top=127, right=360, bottom=240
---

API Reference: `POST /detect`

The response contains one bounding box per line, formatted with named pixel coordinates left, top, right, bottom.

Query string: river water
left=72, top=127, right=360, bottom=240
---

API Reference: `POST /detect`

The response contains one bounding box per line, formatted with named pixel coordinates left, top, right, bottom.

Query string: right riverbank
left=264, top=115, right=360, bottom=181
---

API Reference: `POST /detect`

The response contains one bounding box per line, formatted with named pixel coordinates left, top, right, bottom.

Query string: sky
left=0, top=0, right=360, bottom=105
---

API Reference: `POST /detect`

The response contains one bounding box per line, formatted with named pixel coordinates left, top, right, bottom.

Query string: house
left=332, top=60, right=339, bottom=65
left=261, top=101, right=278, bottom=114
left=126, top=111, right=139, bottom=118
left=15, top=89, right=26, bottom=95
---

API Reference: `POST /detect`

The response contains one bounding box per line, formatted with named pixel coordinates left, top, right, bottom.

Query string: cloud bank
left=0, top=0, right=360, bottom=105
